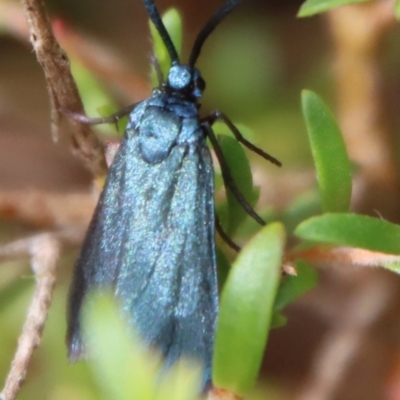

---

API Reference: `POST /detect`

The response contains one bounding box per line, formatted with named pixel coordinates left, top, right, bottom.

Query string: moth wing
left=67, top=131, right=218, bottom=383
left=117, top=142, right=218, bottom=381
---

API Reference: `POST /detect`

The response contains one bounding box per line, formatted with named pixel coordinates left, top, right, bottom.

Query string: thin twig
left=288, top=245, right=400, bottom=270
left=0, top=235, right=60, bottom=400
left=20, top=0, right=107, bottom=177
left=0, top=227, right=85, bottom=262
left=0, top=189, right=96, bottom=228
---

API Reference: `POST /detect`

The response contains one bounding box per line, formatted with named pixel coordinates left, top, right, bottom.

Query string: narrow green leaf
left=301, top=90, right=352, bottom=213
left=83, top=294, right=157, bottom=400
left=385, top=262, right=400, bottom=274
left=218, top=134, right=257, bottom=235
left=216, top=245, right=232, bottom=291
left=154, top=359, right=202, bottom=400
left=236, top=206, right=278, bottom=240
left=213, top=223, right=286, bottom=395
left=274, top=260, right=318, bottom=311
left=70, top=60, right=120, bottom=136
left=270, top=312, right=288, bottom=329
left=282, top=189, right=321, bottom=233
left=295, top=213, right=400, bottom=254
left=269, top=261, right=317, bottom=329
left=149, top=8, right=182, bottom=85
left=298, top=0, right=373, bottom=17
left=82, top=293, right=202, bottom=400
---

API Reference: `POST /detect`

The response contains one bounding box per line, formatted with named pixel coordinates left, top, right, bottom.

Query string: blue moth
left=66, top=0, right=280, bottom=389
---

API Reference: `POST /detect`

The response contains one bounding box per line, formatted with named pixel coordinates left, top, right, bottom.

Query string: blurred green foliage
left=299, top=0, right=373, bottom=16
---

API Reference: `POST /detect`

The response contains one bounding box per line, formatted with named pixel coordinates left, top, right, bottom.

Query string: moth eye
left=196, top=76, right=206, bottom=92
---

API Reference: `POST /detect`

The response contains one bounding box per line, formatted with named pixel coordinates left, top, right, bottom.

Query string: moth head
left=143, top=0, right=240, bottom=96
left=167, top=64, right=205, bottom=98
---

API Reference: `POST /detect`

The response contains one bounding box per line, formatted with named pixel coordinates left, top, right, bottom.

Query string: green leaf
left=295, top=213, right=400, bottom=254
left=270, top=312, right=288, bottom=329
left=385, top=262, right=400, bottom=273
left=82, top=293, right=202, bottom=400
left=269, top=261, right=317, bottom=329
left=282, top=189, right=321, bottom=233
left=83, top=294, right=157, bottom=400
left=298, top=0, right=373, bottom=17
left=274, top=260, right=318, bottom=311
left=236, top=206, right=278, bottom=240
left=301, top=90, right=352, bottom=213
left=149, top=8, right=182, bottom=85
left=218, top=134, right=257, bottom=235
left=216, top=245, right=232, bottom=291
left=213, top=222, right=286, bottom=395
left=154, top=359, right=202, bottom=400
left=70, top=60, right=121, bottom=136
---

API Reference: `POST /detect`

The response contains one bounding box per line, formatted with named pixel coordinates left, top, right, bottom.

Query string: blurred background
left=1, top=0, right=400, bottom=399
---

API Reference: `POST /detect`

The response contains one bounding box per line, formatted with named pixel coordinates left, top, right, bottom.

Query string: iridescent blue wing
left=67, top=125, right=218, bottom=383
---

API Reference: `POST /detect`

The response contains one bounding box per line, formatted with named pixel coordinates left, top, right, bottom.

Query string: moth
left=66, top=0, right=280, bottom=388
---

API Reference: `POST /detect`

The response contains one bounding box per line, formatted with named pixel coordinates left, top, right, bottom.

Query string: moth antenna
left=143, top=0, right=179, bottom=64
left=189, top=0, right=241, bottom=67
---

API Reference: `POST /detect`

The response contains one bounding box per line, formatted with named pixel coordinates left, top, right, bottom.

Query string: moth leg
left=202, top=110, right=281, bottom=167
left=215, top=215, right=241, bottom=252
left=204, top=123, right=265, bottom=227
left=60, top=103, right=138, bottom=126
